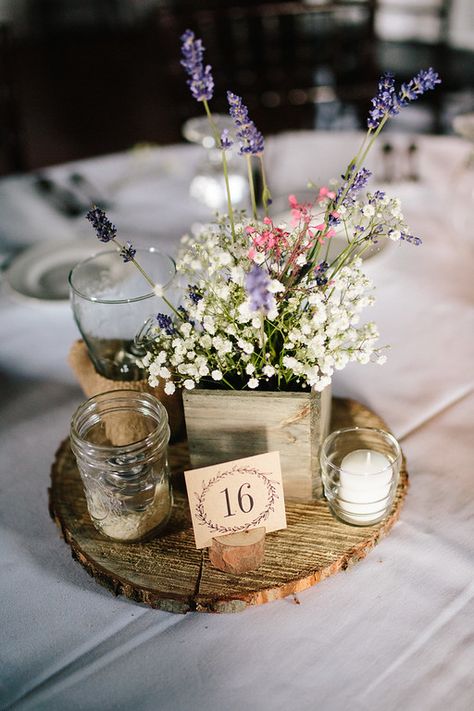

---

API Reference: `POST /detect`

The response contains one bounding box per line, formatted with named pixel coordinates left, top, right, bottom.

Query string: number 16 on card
left=184, top=451, right=287, bottom=549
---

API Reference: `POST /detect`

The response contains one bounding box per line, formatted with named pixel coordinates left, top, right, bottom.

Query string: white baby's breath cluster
left=337, top=190, right=417, bottom=246
left=143, top=214, right=387, bottom=394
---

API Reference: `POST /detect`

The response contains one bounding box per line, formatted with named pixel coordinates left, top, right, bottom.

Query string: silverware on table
left=68, top=172, right=111, bottom=210
left=407, top=142, right=420, bottom=181
left=381, top=142, right=395, bottom=183
left=33, top=175, right=88, bottom=217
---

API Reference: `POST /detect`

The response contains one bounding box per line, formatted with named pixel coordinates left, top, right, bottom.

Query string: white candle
left=338, top=449, right=393, bottom=524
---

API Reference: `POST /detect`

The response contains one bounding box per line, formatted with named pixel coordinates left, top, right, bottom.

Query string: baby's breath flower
left=164, top=381, right=176, bottom=395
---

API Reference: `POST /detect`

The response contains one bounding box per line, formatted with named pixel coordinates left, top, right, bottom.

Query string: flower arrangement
left=86, top=32, right=440, bottom=397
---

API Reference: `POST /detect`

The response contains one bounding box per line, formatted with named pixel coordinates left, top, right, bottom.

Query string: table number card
left=184, top=451, right=287, bottom=549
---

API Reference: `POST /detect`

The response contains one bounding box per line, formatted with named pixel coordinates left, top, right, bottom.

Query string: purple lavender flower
left=156, top=313, right=176, bottom=335
left=245, top=265, right=275, bottom=314
left=327, top=211, right=341, bottom=227
left=369, top=190, right=386, bottom=204
left=180, top=30, right=214, bottom=102
left=188, top=284, right=202, bottom=304
left=86, top=206, right=117, bottom=243
left=400, top=232, right=422, bottom=246
left=398, top=67, right=441, bottom=107
left=368, top=68, right=441, bottom=129
left=368, top=72, right=399, bottom=129
left=177, top=305, right=195, bottom=326
left=119, top=241, right=136, bottom=263
left=336, top=167, right=372, bottom=207
left=227, top=91, right=264, bottom=156
left=315, top=260, right=329, bottom=286
left=220, top=129, right=233, bottom=150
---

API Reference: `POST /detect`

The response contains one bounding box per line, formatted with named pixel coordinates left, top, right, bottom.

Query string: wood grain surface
left=49, top=398, right=409, bottom=614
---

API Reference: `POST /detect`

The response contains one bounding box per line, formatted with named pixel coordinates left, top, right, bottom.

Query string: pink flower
left=248, top=218, right=289, bottom=260
left=318, top=186, right=336, bottom=200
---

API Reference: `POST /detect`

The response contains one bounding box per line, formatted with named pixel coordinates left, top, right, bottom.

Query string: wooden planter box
left=182, top=387, right=332, bottom=501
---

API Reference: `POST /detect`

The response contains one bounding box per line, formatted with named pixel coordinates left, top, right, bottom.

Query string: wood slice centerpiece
left=49, top=397, right=409, bottom=614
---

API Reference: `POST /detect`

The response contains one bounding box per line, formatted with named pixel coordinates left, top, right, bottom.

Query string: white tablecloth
left=0, top=132, right=473, bottom=711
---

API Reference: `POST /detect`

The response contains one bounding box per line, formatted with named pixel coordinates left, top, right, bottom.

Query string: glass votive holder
left=320, top=426, right=401, bottom=526
left=69, top=247, right=176, bottom=381
left=70, top=390, right=172, bottom=542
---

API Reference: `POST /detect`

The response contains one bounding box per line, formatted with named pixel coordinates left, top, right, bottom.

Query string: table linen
left=0, top=131, right=473, bottom=711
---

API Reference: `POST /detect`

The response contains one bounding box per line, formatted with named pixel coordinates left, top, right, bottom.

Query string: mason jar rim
left=70, top=390, right=170, bottom=458
left=321, top=426, right=401, bottom=476
left=68, top=247, right=176, bottom=305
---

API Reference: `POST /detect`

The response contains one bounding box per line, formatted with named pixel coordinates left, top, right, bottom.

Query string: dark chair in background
left=150, top=1, right=378, bottom=136
left=0, top=0, right=470, bottom=174
left=0, top=24, right=25, bottom=175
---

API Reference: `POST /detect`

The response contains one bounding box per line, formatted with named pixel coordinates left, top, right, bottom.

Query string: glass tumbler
left=69, top=247, right=176, bottom=380
left=70, top=390, right=172, bottom=542
left=320, top=427, right=401, bottom=526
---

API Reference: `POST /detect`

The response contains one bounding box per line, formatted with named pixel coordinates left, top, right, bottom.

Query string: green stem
left=221, top=376, right=236, bottom=390
left=336, top=116, right=389, bottom=208
left=203, top=100, right=236, bottom=240
left=246, top=155, right=258, bottom=220
left=112, top=239, right=183, bottom=320
left=258, top=154, right=271, bottom=217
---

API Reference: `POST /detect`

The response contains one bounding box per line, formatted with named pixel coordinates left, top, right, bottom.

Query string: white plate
left=4, top=240, right=99, bottom=303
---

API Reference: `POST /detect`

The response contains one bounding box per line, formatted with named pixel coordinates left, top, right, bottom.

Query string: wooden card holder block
left=209, top=528, right=266, bottom=574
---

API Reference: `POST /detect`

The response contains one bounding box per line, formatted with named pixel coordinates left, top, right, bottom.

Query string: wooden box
left=182, top=387, right=332, bottom=501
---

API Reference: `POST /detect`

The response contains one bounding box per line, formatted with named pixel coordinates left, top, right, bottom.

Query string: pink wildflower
left=288, top=194, right=313, bottom=225
left=318, top=186, right=336, bottom=201
left=247, top=217, right=289, bottom=261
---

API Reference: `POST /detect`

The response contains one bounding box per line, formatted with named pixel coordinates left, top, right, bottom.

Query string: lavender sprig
left=227, top=91, right=265, bottom=218
left=188, top=285, right=203, bottom=304
left=227, top=91, right=264, bottom=156
left=180, top=30, right=235, bottom=238
left=245, top=265, right=275, bottom=315
left=367, top=72, right=399, bottom=130
left=180, top=30, right=214, bottom=102
left=86, top=207, right=117, bottom=243
left=368, top=68, right=441, bottom=130
left=315, top=261, right=329, bottom=287
left=120, top=241, right=136, bottom=263
left=85, top=207, right=184, bottom=321
left=156, top=313, right=176, bottom=335
left=220, top=129, right=233, bottom=151
left=400, top=231, right=422, bottom=246
left=336, top=167, right=372, bottom=207
left=398, top=67, right=441, bottom=107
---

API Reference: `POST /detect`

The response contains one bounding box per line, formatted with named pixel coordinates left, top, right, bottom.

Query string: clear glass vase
left=69, top=247, right=176, bottom=380
left=70, top=390, right=172, bottom=542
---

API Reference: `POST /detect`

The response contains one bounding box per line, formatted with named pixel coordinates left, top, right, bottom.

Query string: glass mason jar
left=70, top=390, right=172, bottom=542
left=69, top=247, right=176, bottom=381
left=320, top=426, right=401, bottom=526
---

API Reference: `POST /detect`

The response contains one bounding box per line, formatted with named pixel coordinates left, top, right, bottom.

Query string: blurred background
left=0, top=0, right=473, bottom=176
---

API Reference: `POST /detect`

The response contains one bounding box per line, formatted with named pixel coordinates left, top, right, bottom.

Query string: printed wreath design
left=194, top=465, right=279, bottom=534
